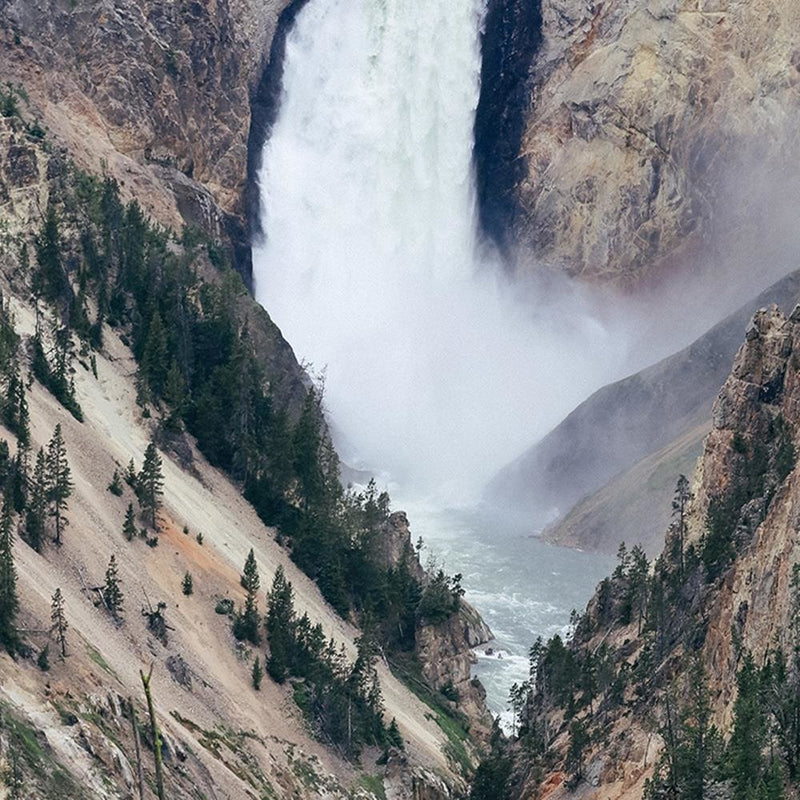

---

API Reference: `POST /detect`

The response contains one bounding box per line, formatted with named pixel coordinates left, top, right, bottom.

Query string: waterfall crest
left=252, top=0, right=626, bottom=500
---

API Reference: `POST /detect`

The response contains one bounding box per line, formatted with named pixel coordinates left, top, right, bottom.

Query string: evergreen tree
left=293, top=388, right=325, bottom=511
left=627, top=544, right=650, bottom=633
left=240, top=548, right=260, bottom=593
left=671, top=474, right=692, bottom=577
left=567, top=719, right=589, bottom=784
left=251, top=655, right=263, bottom=690
left=387, top=717, right=404, bottom=750
left=469, top=749, right=512, bottom=800
left=140, top=311, right=168, bottom=396
left=23, top=448, right=47, bottom=552
left=0, top=500, right=18, bottom=652
left=124, top=458, right=137, bottom=488
left=181, top=571, right=193, bottom=596
left=4, top=367, right=30, bottom=448
left=102, top=554, right=124, bottom=619
left=233, top=548, right=261, bottom=645
left=16, top=384, right=29, bottom=450
left=50, top=587, right=68, bottom=659
left=107, top=468, right=123, bottom=496
left=728, top=653, right=768, bottom=800
left=649, top=659, right=722, bottom=800
left=163, top=359, right=186, bottom=426
left=34, top=205, right=68, bottom=303
left=266, top=565, right=295, bottom=682
left=9, top=450, right=27, bottom=515
left=676, top=659, right=719, bottom=800
left=137, top=442, right=163, bottom=529
left=122, top=502, right=137, bottom=541
left=46, top=423, right=72, bottom=546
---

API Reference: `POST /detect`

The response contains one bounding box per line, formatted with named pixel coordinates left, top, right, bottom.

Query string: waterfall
left=252, top=0, right=627, bottom=501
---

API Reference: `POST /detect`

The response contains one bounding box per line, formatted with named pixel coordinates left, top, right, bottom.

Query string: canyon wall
left=478, top=0, right=800, bottom=288
left=501, top=304, right=800, bottom=798
left=0, top=0, right=295, bottom=274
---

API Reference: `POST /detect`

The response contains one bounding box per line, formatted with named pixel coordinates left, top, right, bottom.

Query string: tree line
left=472, top=404, right=800, bottom=799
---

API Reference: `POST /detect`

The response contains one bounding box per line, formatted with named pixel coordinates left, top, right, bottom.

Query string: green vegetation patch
left=355, top=773, right=387, bottom=800
left=0, top=700, right=84, bottom=798
left=389, top=654, right=473, bottom=776
left=86, top=644, right=120, bottom=682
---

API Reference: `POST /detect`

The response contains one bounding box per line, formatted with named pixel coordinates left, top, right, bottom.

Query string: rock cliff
left=497, top=304, right=800, bottom=798
left=0, top=0, right=295, bottom=277
left=478, top=0, right=800, bottom=287
left=377, top=512, right=494, bottom=740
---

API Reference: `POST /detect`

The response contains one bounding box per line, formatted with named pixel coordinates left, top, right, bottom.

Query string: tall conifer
left=137, top=442, right=163, bottom=529
left=46, top=423, right=72, bottom=545
left=50, top=587, right=68, bottom=659
left=103, top=554, right=124, bottom=619
left=0, top=500, right=18, bottom=652
left=24, top=448, right=47, bottom=552
left=233, top=548, right=261, bottom=645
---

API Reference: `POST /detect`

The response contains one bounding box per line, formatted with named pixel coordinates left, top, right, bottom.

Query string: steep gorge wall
left=478, top=0, right=800, bottom=288
left=0, top=0, right=294, bottom=276
left=508, top=305, right=800, bottom=798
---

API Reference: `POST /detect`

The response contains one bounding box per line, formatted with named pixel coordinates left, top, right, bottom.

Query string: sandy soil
left=0, top=294, right=453, bottom=798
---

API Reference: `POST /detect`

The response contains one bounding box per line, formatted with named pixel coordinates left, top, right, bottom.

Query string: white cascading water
left=250, top=0, right=800, bottom=720
left=251, top=0, right=655, bottom=720
left=252, top=0, right=628, bottom=502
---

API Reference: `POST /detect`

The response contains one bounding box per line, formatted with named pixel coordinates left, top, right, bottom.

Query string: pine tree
left=729, top=653, right=768, bottom=800
left=103, top=554, right=124, bottom=619
left=46, top=423, right=72, bottom=546
left=293, top=387, right=325, bottom=511
left=16, top=385, right=29, bottom=450
left=140, top=311, right=168, bottom=396
left=266, top=565, right=295, bottom=682
left=240, top=548, right=260, bottom=593
left=4, top=367, right=30, bottom=448
left=672, top=474, right=693, bottom=577
left=122, top=502, right=137, bottom=541
left=252, top=655, right=263, bottom=690
left=108, top=468, right=123, bottom=496
left=387, top=717, right=404, bottom=749
left=50, top=587, right=68, bottom=659
left=137, top=442, right=164, bottom=529
left=0, top=500, right=18, bottom=652
left=182, top=571, right=193, bottom=596
left=24, top=448, right=47, bottom=552
left=9, top=449, right=27, bottom=515
left=124, top=458, right=137, bottom=488
left=627, top=544, right=650, bottom=634
left=668, top=658, right=722, bottom=800
left=23, top=449, right=48, bottom=553
left=163, top=359, right=186, bottom=427
left=34, top=204, right=68, bottom=303
left=233, top=548, right=261, bottom=645
left=566, top=719, right=589, bottom=783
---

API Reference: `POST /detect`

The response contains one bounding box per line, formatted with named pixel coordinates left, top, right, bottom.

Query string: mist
left=252, top=0, right=643, bottom=502
left=252, top=0, right=800, bottom=504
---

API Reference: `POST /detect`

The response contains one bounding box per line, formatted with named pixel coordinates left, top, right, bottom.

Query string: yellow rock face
left=507, top=0, right=800, bottom=288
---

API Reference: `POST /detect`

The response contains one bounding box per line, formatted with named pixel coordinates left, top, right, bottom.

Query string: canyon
left=0, top=0, right=799, bottom=798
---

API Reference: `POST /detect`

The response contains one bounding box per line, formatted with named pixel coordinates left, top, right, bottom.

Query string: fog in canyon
left=251, top=0, right=800, bottom=715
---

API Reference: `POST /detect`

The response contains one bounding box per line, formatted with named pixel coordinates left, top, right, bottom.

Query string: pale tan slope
left=0, top=292, right=454, bottom=798
left=542, top=419, right=709, bottom=556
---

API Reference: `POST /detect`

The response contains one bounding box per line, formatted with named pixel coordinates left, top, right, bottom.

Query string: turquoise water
left=402, top=502, right=615, bottom=725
